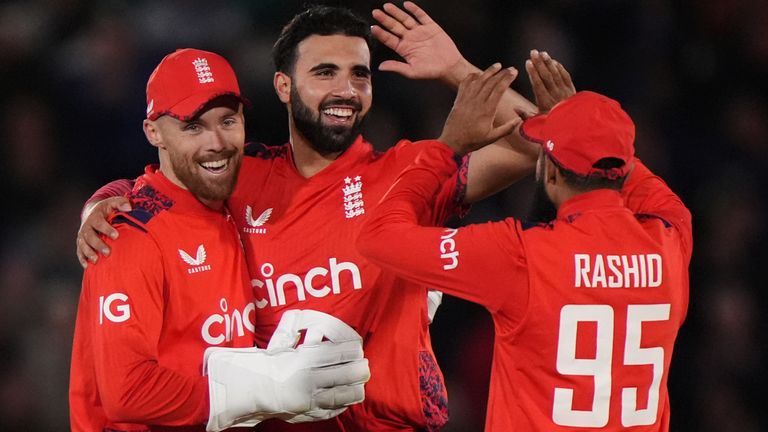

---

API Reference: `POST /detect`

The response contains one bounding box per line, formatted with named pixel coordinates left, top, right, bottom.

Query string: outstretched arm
left=372, top=2, right=574, bottom=202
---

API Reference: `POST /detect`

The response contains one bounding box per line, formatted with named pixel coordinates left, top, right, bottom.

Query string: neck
left=197, top=197, right=225, bottom=211
left=288, top=123, right=343, bottom=178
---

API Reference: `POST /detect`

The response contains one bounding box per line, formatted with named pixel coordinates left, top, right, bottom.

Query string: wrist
left=442, top=57, right=475, bottom=88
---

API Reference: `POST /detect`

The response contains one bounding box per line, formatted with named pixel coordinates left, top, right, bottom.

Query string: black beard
left=528, top=176, right=558, bottom=223
left=290, top=84, right=365, bottom=156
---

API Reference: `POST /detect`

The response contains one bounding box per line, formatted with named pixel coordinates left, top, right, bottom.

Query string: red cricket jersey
left=70, top=166, right=255, bottom=432
left=359, top=142, right=692, bottom=431
left=227, top=137, right=466, bottom=431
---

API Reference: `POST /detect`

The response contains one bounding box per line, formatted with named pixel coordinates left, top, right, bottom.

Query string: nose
left=206, top=129, right=227, bottom=152
left=333, top=75, right=358, bottom=99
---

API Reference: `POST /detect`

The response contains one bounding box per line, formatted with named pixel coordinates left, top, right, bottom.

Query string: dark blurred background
left=1, top=0, right=765, bottom=430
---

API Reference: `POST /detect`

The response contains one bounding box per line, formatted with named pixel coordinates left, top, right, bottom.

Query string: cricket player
left=74, top=4, right=575, bottom=431
left=69, top=48, right=369, bottom=432
left=358, top=89, right=692, bottom=431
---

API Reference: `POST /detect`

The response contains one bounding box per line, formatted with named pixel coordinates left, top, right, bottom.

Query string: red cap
left=520, top=91, right=635, bottom=179
left=145, top=48, right=248, bottom=121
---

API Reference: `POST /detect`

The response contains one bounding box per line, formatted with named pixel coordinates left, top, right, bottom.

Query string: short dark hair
left=272, top=5, right=372, bottom=74
left=551, top=156, right=628, bottom=191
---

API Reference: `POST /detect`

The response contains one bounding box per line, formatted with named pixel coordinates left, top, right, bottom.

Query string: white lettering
left=99, top=293, right=130, bottom=324
left=574, top=254, right=590, bottom=288
left=201, top=298, right=255, bottom=345
left=440, top=229, right=460, bottom=270
left=591, top=254, right=607, bottom=288
left=573, top=254, right=664, bottom=288
left=252, top=258, right=363, bottom=308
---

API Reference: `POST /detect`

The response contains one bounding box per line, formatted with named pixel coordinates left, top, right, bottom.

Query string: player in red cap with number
left=69, top=48, right=370, bottom=432
left=358, top=88, right=692, bottom=431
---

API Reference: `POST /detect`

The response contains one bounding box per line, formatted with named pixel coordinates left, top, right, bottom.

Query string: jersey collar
left=286, top=135, right=371, bottom=181
left=142, top=164, right=227, bottom=216
left=556, top=189, right=625, bottom=221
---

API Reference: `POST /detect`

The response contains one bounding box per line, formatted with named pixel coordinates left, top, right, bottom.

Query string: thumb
left=487, top=117, right=522, bottom=143
left=378, top=60, right=414, bottom=78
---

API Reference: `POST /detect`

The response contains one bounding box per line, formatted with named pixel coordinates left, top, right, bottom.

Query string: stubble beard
left=169, top=149, right=242, bottom=203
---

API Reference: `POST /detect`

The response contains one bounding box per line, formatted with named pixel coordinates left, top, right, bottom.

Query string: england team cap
left=520, top=91, right=635, bottom=179
left=145, top=48, right=248, bottom=121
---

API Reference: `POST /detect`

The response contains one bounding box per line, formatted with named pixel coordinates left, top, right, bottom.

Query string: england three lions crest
left=343, top=176, right=365, bottom=219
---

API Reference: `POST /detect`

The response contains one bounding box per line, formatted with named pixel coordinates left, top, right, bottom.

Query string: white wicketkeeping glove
left=203, top=309, right=369, bottom=431
left=427, top=290, right=443, bottom=324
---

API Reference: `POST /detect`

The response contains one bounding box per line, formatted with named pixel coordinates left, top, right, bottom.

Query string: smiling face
left=277, top=34, right=372, bottom=156
left=144, top=98, right=245, bottom=208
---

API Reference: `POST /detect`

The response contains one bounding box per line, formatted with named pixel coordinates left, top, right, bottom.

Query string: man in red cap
left=69, top=48, right=370, bottom=432
left=358, top=88, right=692, bottom=431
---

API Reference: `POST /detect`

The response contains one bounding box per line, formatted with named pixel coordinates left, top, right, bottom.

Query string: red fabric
left=520, top=91, right=635, bottom=178
left=359, top=141, right=692, bottom=431
left=146, top=48, right=246, bottom=121
left=229, top=137, right=466, bottom=431
left=70, top=166, right=255, bottom=431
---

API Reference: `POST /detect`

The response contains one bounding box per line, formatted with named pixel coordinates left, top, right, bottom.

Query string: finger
left=556, top=61, right=576, bottom=93
left=382, top=3, right=419, bottom=30
left=487, top=67, right=517, bottom=104
left=403, top=1, right=435, bottom=25
left=76, top=246, right=88, bottom=269
left=77, top=236, right=99, bottom=264
left=372, top=8, right=407, bottom=37
left=92, top=215, right=119, bottom=241
left=301, top=340, right=364, bottom=367
left=81, top=227, right=111, bottom=256
left=526, top=59, right=546, bottom=98
left=487, top=117, right=523, bottom=143
left=477, top=64, right=509, bottom=101
left=315, top=383, right=365, bottom=409
left=532, top=51, right=556, bottom=92
left=370, top=25, right=400, bottom=52
left=377, top=60, right=415, bottom=78
left=542, top=53, right=565, bottom=90
left=313, top=359, right=371, bottom=388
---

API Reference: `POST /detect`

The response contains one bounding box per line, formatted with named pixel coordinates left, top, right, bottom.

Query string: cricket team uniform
left=359, top=142, right=693, bottom=431
left=227, top=136, right=467, bottom=431
left=70, top=166, right=255, bottom=431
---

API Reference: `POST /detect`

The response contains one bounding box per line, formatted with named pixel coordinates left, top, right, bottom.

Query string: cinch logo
left=99, top=293, right=130, bottom=324
left=179, top=245, right=211, bottom=274
left=244, top=206, right=272, bottom=234
left=201, top=298, right=256, bottom=345
left=440, top=229, right=459, bottom=270
left=252, top=258, right=363, bottom=309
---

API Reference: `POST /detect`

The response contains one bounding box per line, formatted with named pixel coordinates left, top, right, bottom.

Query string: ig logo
left=99, top=293, right=131, bottom=324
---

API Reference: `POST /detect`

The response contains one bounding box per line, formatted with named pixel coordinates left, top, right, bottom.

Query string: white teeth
left=200, top=159, right=227, bottom=169
left=323, top=107, right=353, bottom=118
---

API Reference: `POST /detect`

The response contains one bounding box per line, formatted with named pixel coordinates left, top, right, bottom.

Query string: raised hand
left=371, top=2, right=466, bottom=82
left=439, top=64, right=522, bottom=155
left=525, top=49, right=576, bottom=113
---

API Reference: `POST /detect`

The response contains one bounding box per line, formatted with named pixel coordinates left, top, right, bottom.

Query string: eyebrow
left=309, top=63, right=339, bottom=73
left=308, top=63, right=372, bottom=76
left=352, top=65, right=372, bottom=76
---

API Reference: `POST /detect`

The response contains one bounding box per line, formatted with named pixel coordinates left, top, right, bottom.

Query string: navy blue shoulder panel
left=244, top=141, right=289, bottom=159
left=521, top=220, right=553, bottom=231
left=125, top=183, right=174, bottom=225
left=635, top=213, right=673, bottom=228
left=111, top=215, right=148, bottom=233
